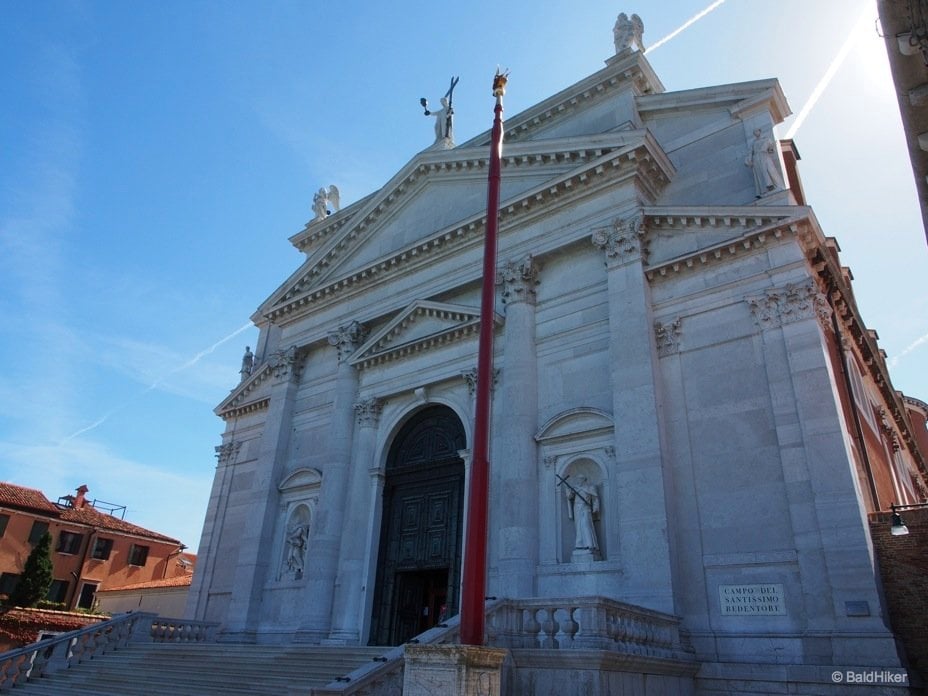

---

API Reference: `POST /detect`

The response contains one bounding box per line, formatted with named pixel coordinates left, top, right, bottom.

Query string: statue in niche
left=613, top=12, right=645, bottom=54
left=420, top=76, right=459, bottom=149
left=561, top=474, right=601, bottom=561
left=285, top=523, right=309, bottom=578
left=745, top=128, right=784, bottom=198
left=239, top=346, right=254, bottom=380
left=312, top=185, right=341, bottom=222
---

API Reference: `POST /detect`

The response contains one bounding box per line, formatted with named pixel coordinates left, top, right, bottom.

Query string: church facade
left=186, top=16, right=926, bottom=693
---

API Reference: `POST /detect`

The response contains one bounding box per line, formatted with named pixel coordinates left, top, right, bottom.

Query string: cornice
left=799, top=220, right=928, bottom=480
left=641, top=207, right=806, bottom=281
left=637, top=78, right=790, bottom=123
left=903, top=395, right=928, bottom=416
left=263, top=134, right=674, bottom=324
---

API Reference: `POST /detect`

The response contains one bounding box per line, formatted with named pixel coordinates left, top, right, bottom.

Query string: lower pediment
left=349, top=300, right=503, bottom=370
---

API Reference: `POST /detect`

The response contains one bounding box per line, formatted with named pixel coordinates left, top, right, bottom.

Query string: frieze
left=497, top=254, right=539, bottom=305
left=591, top=215, right=647, bottom=265
left=746, top=280, right=831, bottom=331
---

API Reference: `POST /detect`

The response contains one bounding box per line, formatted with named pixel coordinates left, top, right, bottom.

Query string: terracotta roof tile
left=58, top=505, right=179, bottom=544
left=97, top=574, right=193, bottom=592
left=0, top=482, right=59, bottom=514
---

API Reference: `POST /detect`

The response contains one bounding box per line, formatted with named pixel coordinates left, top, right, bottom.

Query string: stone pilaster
left=592, top=215, right=675, bottom=613
left=746, top=281, right=900, bottom=664
left=223, top=348, right=305, bottom=638
left=329, top=396, right=383, bottom=643
left=492, top=255, right=540, bottom=597
left=297, top=321, right=366, bottom=641
left=185, top=439, right=241, bottom=620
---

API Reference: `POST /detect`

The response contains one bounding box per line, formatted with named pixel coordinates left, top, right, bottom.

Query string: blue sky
left=1, top=0, right=926, bottom=548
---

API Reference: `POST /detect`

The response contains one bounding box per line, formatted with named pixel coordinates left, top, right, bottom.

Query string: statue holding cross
left=420, top=76, right=459, bottom=149
left=557, top=473, right=602, bottom=561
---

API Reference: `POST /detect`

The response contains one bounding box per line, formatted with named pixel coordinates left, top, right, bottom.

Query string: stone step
left=13, top=643, right=387, bottom=696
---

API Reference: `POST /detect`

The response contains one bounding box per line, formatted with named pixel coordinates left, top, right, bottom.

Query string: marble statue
left=745, top=128, right=784, bottom=198
left=613, top=12, right=645, bottom=53
left=240, top=346, right=254, bottom=379
left=312, top=185, right=341, bottom=222
left=421, top=77, right=459, bottom=149
left=566, top=475, right=600, bottom=557
left=285, top=523, right=309, bottom=577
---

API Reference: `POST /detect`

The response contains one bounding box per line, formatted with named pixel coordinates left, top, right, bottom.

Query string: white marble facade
left=185, top=29, right=910, bottom=685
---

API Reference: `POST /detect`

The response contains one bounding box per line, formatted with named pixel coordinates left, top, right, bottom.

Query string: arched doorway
left=369, top=405, right=466, bottom=646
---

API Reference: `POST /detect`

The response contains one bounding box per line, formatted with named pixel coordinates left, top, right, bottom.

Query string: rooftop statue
left=311, top=185, right=341, bottom=222
left=420, top=76, right=459, bottom=149
left=745, top=128, right=784, bottom=198
left=613, top=12, right=645, bottom=54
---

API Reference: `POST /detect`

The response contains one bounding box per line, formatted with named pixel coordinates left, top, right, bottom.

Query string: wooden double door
left=369, top=407, right=465, bottom=646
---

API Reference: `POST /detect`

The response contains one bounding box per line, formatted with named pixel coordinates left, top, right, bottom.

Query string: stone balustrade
left=485, top=596, right=691, bottom=660
left=0, top=612, right=219, bottom=692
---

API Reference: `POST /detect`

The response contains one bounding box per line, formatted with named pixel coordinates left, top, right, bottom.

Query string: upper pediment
left=259, top=131, right=675, bottom=324
left=349, top=300, right=502, bottom=370
left=462, top=49, right=665, bottom=148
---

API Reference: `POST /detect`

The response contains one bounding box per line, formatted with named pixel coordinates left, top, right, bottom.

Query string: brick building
left=0, top=482, right=192, bottom=611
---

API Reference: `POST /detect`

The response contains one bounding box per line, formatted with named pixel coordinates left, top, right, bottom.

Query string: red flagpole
left=460, top=71, right=507, bottom=647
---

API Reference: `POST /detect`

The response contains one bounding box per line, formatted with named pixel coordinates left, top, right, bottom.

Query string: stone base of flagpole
left=402, top=644, right=509, bottom=696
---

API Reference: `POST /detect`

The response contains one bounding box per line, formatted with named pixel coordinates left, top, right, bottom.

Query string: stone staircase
left=11, top=642, right=386, bottom=696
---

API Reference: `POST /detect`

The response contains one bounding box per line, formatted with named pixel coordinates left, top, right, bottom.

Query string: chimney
left=778, top=139, right=806, bottom=206
left=74, top=485, right=89, bottom=509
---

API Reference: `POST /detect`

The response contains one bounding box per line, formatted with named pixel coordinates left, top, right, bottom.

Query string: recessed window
left=128, top=544, right=149, bottom=566
left=91, top=537, right=113, bottom=561
left=56, top=531, right=84, bottom=555
left=76, top=582, right=97, bottom=610
left=0, top=572, right=21, bottom=596
left=46, top=579, right=69, bottom=604
left=28, top=521, right=49, bottom=545
left=0, top=514, right=9, bottom=537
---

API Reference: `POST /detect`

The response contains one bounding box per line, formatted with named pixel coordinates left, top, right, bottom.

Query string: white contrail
left=784, top=4, right=872, bottom=140
left=61, top=321, right=254, bottom=443
left=889, top=331, right=928, bottom=368
left=645, top=0, right=727, bottom=55
left=150, top=321, right=253, bottom=390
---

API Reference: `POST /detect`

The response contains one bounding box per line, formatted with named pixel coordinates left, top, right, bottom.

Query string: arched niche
left=276, top=468, right=322, bottom=582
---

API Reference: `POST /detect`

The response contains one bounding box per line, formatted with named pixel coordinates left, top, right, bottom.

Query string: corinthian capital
left=591, top=215, right=647, bottom=265
left=215, top=441, right=242, bottom=465
left=354, top=397, right=383, bottom=427
left=746, top=280, right=832, bottom=331
left=327, top=321, right=368, bottom=362
left=496, top=254, right=540, bottom=305
left=271, top=345, right=303, bottom=380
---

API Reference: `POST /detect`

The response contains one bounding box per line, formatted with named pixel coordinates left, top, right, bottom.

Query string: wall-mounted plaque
left=718, top=584, right=786, bottom=616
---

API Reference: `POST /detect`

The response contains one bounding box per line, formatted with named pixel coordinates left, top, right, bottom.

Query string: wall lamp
left=889, top=502, right=928, bottom=536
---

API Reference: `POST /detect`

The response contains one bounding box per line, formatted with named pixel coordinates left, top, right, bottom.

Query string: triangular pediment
left=349, top=300, right=502, bottom=369
left=215, top=362, right=274, bottom=420
left=259, top=130, right=674, bottom=325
